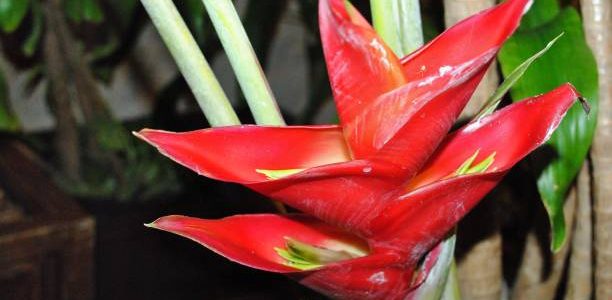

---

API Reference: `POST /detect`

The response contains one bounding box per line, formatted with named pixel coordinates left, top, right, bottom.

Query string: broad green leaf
left=521, top=0, right=560, bottom=29
left=0, top=0, right=30, bottom=33
left=498, top=8, right=598, bottom=251
left=477, top=33, right=563, bottom=119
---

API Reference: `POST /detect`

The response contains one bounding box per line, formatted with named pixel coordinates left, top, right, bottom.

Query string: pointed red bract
left=401, top=0, right=530, bottom=80
left=136, top=125, right=350, bottom=183
left=147, top=214, right=368, bottom=273
left=368, top=84, right=579, bottom=254
left=407, top=83, right=579, bottom=190
left=321, top=0, right=532, bottom=182
left=319, top=0, right=405, bottom=159
left=149, top=213, right=441, bottom=300
left=136, top=127, right=405, bottom=235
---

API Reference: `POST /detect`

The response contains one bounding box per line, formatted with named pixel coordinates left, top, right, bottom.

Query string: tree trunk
left=443, top=1, right=502, bottom=299
left=581, top=0, right=612, bottom=298
left=46, top=0, right=126, bottom=187
left=511, top=189, right=577, bottom=300
left=565, top=163, right=592, bottom=300
left=43, top=2, right=80, bottom=181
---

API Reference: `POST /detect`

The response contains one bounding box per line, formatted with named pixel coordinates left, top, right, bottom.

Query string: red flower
left=137, top=0, right=579, bottom=298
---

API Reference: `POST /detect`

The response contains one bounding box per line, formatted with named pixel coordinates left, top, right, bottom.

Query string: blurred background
left=0, top=0, right=608, bottom=299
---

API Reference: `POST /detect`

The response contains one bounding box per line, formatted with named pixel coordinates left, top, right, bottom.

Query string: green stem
left=140, top=0, right=240, bottom=127
left=441, top=261, right=461, bottom=300
left=201, top=0, right=285, bottom=126
left=370, top=0, right=424, bottom=57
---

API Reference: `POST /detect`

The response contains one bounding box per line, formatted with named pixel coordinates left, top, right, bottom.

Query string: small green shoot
left=454, top=150, right=497, bottom=176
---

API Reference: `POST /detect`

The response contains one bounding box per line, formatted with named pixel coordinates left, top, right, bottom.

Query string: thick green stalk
left=201, top=0, right=285, bottom=125
left=140, top=0, right=240, bottom=126
left=370, top=0, right=424, bottom=57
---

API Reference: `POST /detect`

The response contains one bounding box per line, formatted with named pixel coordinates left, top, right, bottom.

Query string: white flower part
left=369, top=38, right=391, bottom=69
left=368, top=271, right=387, bottom=285
left=438, top=65, right=453, bottom=77
left=523, top=0, right=534, bottom=15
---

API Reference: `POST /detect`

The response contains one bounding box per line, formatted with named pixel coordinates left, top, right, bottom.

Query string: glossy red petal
left=147, top=214, right=368, bottom=273
left=370, top=172, right=502, bottom=260
left=368, top=0, right=531, bottom=174
left=407, top=83, right=580, bottom=190
left=367, top=62, right=489, bottom=178
left=298, top=259, right=412, bottom=300
left=137, top=125, right=407, bottom=234
left=135, top=125, right=350, bottom=183
left=149, top=214, right=420, bottom=299
left=401, top=0, right=530, bottom=81
left=368, top=84, right=579, bottom=256
left=319, top=0, right=406, bottom=158
left=250, top=159, right=403, bottom=235
left=325, top=0, right=530, bottom=174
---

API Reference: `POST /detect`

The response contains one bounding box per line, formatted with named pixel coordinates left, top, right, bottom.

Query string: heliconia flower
left=144, top=84, right=580, bottom=299
left=137, top=0, right=531, bottom=238
left=136, top=0, right=581, bottom=299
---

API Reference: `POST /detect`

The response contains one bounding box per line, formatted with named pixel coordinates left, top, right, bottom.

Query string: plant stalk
left=370, top=0, right=424, bottom=57
left=565, top=163, right=593, bottom=300
left=140, top=0, right=240, bottom=126
left=581, top=0, right=612, bottom=298
left=201, top=0, right=285, bottom=126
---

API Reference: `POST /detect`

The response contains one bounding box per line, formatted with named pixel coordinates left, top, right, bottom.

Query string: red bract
left=137, top=0, right=580, bottom=299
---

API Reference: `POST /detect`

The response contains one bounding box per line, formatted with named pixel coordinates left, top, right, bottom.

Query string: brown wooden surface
left=0, top=138, right=94, bottom=300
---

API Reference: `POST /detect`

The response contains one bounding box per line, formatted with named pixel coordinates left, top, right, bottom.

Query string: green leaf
left=0, top=0, right=30, bottom=33
left=477, top=33, right=563, bottom=119
left=520, top=0, right=560, bottom=30
left=498, top=8, right=598, bottom=251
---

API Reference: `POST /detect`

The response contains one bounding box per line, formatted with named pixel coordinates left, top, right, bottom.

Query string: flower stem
left=441, top=262, right=461, bottom=300
left=140, top=0, right=240, bottom=127
left=201, top=0, right=285, bottom=126
left=370, top=0, right=424, bottom=57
